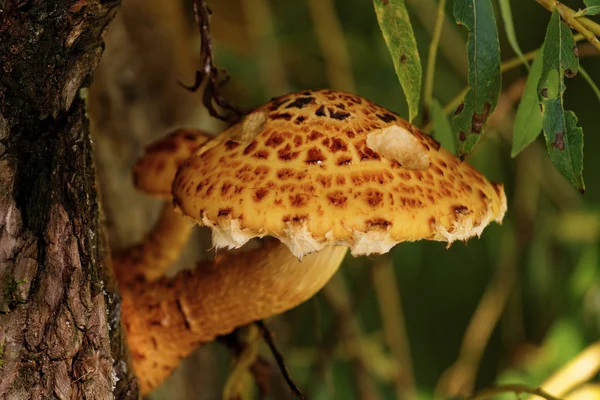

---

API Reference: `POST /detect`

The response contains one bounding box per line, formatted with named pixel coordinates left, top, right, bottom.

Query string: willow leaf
left=538, top=10, right=584, bottom=192
left=431, top=98, right=455, bottom=155
left=498, top=0, right=529, bottom=70
left=373, top=0, right=422, bottom=122
left=452, top=0, right=501, bottom=158
left=542, top=102, right=584, bottom=193
left=575, top=6, right=600, bottom=16
left=511, top=50, right=544, bottom=157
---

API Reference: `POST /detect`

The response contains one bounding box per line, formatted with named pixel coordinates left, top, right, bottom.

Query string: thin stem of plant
left=372, top=257, right=417, bottom=400
left=320, top=274, right=382, bottom=400
left=528, top=341, right=600, bottom=399
left=556, top=3, right=600, bottom=53
left=255, top=320, right=307, bottom=400
left=307, top=0, right=356, bottom=93
left=184, top=0, right=245, bottom=124
left=579, top=65, right=600, bottom=104
left=535, top=0, right=600, bottom=53
left=241, top=0, right=290, bottom=97
left=435, top=220, right=518, bottom=397
left=423, top=0, right=448, bottom=119
left=406, top=0, right=468, bottom=80
left=467, top=384, right=562, bottom=400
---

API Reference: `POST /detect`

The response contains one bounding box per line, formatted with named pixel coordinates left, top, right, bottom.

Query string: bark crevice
left=0, top=1, right=137, bottom=398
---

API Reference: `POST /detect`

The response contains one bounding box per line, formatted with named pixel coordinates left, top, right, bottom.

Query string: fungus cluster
left=115, top=89, right=507, bottom=394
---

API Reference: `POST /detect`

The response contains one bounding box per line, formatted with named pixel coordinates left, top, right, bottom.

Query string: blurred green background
left=98, top=0, right=600, bottom=398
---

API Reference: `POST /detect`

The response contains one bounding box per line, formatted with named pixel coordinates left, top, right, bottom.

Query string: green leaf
left=511, top=50, right=544, bottom=157
left=430, top=98, right=455, bottom=154
left=538, top=10, right=584, bottom=193
left=451, top=0, right=501, bottom=158
left=498, top=0, right=529, bottom=70
left=542, top=101, right=585, bottom=193
left=585, top=0, right=600, bottom=7
left=574, top=6, right=600, bottom=17
left=373, top=0, right=422, bottom=122
left=538, top=12, right=578, bottom=96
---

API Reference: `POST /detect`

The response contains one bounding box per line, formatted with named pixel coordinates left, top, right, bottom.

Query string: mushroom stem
left=120, top=240, right=347, bottom=394
left=113, top=202, right=193, bottom=283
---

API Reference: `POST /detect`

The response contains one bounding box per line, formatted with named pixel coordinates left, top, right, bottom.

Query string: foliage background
left=91, top=0, right=600, bottom=398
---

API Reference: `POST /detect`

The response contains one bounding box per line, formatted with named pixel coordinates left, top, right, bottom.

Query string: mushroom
left=120, top=89, right=507, bottom=394
left=173, top=89, right=507, bottom=258
left=112, top=128, right=209, bottom=283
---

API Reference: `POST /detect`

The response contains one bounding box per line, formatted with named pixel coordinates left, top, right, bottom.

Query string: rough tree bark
left=0, top=1, right=138, bottom=398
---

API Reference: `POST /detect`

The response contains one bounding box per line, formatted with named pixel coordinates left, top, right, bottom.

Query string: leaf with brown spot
left=373, top=0, right=421, bottom=122
left=538, top=11, right=584, bottom=192
left=575, top=1, right=600, bottom=17
left=542, top=99, right=584, bottom=193
left=452, top=0, right=501, bottom=158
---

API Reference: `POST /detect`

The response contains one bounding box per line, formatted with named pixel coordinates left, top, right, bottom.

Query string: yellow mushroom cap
left=173, top=89, right=507, bottom=258
left=133, top=128, right=210, bottom=197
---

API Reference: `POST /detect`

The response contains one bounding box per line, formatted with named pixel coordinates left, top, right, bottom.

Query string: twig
left=183, top=0, right=245, bottom=125
left=218, top=329, right=271, bottom=399
left=222, top=324, right=261, bottom=400
left=535, top=0, right=600, bottom=53
left=435, top=224, right=518, bottom=397
left=579, top=65, right=600, bottom=104
left=255, top=320, right=307, bottom=400
left=556, top=3, right=600, bottom=54
left=320, top=274, right=382, bottom=400
left=302, top=270, right=383, bottom=398
left=307, top=0, right=356, bottom=93
left=371, top=257, right=417, bottom=400
left=530, top=341, right=600, bottom=398
left=422, top=0, right=447, bottom=122
left=467, top=384, right=563, bottom=400
left=241, top=0, right=290, bottom=97
left=405, top=0, right=468, bottom=80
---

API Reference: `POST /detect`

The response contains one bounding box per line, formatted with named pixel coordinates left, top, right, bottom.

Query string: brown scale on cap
left=173, top=89, right=507, bottom=257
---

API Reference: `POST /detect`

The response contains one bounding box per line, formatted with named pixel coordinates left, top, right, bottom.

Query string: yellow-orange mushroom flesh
left=114, top=128, right=210, bottom=283
left=173, top=89, right=507, bottom=258
left=133, top=128, right=211, bottom=197
left=121, top=240, right=346, bottom=394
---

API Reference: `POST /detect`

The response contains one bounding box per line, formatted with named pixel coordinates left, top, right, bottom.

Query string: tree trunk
left=0, top=1, right=138, bottom=398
